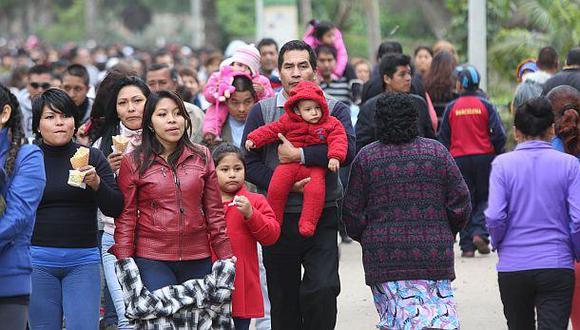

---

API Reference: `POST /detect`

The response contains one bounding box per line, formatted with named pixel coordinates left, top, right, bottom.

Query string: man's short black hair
left=28, top=65, right=51, bottom=77
left=64, top=64, right=90, bottom=86
left=377, top=41, right=403, bottom=61
left=566, top=47, right=580, bottom=66
left=147, top=63, right=178, bottom=81
left=379, top=53, right=411, bottom=79
left=537, top=46, right=559, bottom=70
left=315, top=45, right=337, bottom=60
left=257, top=38, right=278, bottom=52
left=278, top=40, right=317, bottom=71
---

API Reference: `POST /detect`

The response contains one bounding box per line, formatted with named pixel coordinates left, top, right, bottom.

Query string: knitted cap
left=454, top=64, right=480, bottom=91
left=284, top=81, right=329, bottom=120
left=228, top=44, right=261, bottom=77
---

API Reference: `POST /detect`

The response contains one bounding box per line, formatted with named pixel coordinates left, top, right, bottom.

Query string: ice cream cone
left=70, top=147, right=89, bottom=169
left=112, top=135, right=129, bottom=154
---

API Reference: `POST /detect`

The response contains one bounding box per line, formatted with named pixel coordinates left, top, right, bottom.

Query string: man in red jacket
left=438, top=64, right=507, bottom=257
left=245, top=80, right=348, bottom=237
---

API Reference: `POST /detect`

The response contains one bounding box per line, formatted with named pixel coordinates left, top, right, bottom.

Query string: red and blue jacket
left=438, top=92, right=506, bottom=158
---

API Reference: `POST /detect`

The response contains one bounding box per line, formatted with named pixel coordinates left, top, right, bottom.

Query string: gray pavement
left=336, top=242, right=506, bottom=330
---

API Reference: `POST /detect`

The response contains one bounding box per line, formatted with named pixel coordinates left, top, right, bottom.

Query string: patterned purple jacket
left=343, top=137, right=471, bottom=285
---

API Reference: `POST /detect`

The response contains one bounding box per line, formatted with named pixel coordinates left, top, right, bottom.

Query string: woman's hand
left=234, top=195, right=253, bottom=219
left=79, top=165, right=101, bottom=191
left=107, top=152, right=123, bottom=172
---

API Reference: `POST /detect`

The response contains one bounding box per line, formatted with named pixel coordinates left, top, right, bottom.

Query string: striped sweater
left=342, top=138, right=471, bottom=285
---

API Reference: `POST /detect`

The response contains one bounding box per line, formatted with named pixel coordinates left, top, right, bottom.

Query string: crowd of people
left=1, top=18, right=580, bottom=330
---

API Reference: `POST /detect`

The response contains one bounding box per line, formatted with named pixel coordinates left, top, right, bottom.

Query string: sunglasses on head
left=30, top=82, right=51, bottom=90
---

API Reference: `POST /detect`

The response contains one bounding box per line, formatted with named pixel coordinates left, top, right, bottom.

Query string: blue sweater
left=0, top=128, right=46, bottom=297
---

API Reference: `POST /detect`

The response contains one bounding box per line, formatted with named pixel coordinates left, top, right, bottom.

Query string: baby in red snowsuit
left=245, top=80, right=348, bottom=237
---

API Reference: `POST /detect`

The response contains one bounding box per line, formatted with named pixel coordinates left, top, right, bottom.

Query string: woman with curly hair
left=342, top=93, right=471, bottom=330
left=0, top=84, right=46, bottom=329
left=546, top=86, right=580, bottom=330
left=424, top=50, right=458, bottom=119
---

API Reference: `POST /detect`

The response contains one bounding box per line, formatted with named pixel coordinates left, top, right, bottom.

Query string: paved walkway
left=336, top=242, right=505, bottom=330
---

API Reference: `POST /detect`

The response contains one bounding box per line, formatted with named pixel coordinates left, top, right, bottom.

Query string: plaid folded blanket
left=115, top=257, right=236, bottom=330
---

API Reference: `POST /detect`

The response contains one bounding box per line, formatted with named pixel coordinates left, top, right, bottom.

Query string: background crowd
left=1, top=15, right=580, bottom=330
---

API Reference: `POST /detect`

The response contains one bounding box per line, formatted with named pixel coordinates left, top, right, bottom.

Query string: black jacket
left=355, top=92, right=436, bottom=153
left=542, top=68, right=580, bottom=95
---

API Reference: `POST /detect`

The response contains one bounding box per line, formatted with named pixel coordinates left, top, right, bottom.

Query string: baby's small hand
left=203, top=133, right=217, bottom=145
left=328, top=158, right=340, bottom=172
left=224, top=89, right=231, bottom=99
left=218, top=95, right=226, bottom=102
left=245, top=140, right=256, bottom=151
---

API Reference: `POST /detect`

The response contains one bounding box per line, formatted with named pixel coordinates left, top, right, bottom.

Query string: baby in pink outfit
left=203, top=44, right=275, bottom=144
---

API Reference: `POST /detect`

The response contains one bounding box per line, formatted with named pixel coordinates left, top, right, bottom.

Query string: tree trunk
left=85, top=0, right=97, bottom=40
left=190, top=0, right=204, bottom=48
left=334, top=0, right=354, bottom=30
left=299, top=0, right=312, bottom=29
left=364, top=0, right=381, bottom=64
left=201, top=0, right=220, bottom=50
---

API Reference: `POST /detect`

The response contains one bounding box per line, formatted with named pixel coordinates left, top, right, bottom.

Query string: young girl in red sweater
left=212, top=143, right=280, bottom=330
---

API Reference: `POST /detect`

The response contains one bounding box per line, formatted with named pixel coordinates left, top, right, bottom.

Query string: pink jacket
left=303, top=26, right=348, bottom=78
left=202, top=69, right=274, bottom=137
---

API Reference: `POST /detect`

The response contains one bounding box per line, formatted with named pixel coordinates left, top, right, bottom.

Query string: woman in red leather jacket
left=110, top=90, right=233, bottom=291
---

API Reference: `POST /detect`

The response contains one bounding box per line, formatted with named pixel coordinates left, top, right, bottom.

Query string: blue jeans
left=234, top=317, right=251, bottom=330
left=102, top=232, right=132, bottom=329
left=134, top=257, right=212, bottom=291
left=29, top=263, right=100, bottom=330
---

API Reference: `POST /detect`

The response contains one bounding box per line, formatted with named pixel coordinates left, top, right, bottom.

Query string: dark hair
left=154, top=49, right=174, bottom=64
left=315, top=45, right=337, bottom=60
left=32, top=88, right=79, bottom=140
left=375, top=93, right=418, bottom=144
left=424, top=51, right=458, bottom=102
left=278, top=40, right=317, bottom=71
left=547, top=86, right=580, bottom=155
left=377, top=41, right=403, bottom=61
left=28, top=65, right=51, bottom=77
left=537, top=46, right=559, bottom=70
left=212, top=143, right=246, bottom=169
left=179, top=68, right=198, bottom=82
left=379, top=53, right=411, bottom=79
left=231, top=75, right=257, bottom=100
left=311, top=21, right=334, bottom=41
left=64, top=64, right=90, bottom=86
left=135, top=91, right=204, bottom=175
left=88, top=66, right=137, bottom=142
left=257, top=38, right=278, bottom=52
left=566, top=47, right=580, bottom=66
left=514, top=96, right=554, bottom=137
left=0, top=84, right=24, bottom=177
left=147, top=63, right=178, bottom=82
left=97, top=76, right=150, bottom=157
left=414, top=46, right=433, bottom=57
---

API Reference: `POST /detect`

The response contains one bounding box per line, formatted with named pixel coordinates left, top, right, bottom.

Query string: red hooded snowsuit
left=246, top=81, right=348, bottom=236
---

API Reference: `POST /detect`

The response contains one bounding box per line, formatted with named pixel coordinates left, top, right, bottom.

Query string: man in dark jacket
left=356, top=53, right=435, bottom=153
left=241, top=40, right=355, bottom=330
left=542, top=47, right=580, bottom=95
left=361, top=40, right=425, bottom=104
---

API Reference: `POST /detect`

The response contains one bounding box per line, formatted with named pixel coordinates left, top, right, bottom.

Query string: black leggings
left=0, top=296, right=29, bottom=330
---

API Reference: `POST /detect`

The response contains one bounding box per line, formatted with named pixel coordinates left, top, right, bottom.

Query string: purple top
left=485, top=140, right=580, bottom=272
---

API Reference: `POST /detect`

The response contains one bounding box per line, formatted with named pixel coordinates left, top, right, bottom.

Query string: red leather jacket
left=110, top=145, right=233, bottom=261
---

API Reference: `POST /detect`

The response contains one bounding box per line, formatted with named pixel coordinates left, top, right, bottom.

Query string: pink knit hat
left=226, top=44, right=261, bottom=77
